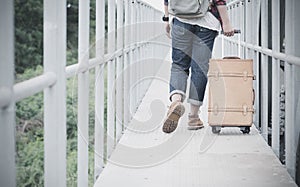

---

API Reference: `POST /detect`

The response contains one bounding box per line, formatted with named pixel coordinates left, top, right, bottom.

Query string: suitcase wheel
left=240, top=126, right=250, bottom=134
left=212, top=126, right=221, bottom=134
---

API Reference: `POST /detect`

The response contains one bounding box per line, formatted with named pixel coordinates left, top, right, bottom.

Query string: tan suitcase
left=208, top=57, right=255, bottom=134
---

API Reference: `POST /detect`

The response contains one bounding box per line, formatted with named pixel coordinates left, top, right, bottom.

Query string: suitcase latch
left=242, top=104, right=248, bottom=116
left=213, top=104, right=219, bottom=115
left=243, top=71, right=248, bottom=81
left=214, top=71, right=220, bottom=81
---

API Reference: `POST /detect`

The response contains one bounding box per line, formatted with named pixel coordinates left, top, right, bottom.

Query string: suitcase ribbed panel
left=208, top=59, right=254, bottom=126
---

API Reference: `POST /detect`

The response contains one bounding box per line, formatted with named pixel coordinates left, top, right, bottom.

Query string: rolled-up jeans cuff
left=187, top=98, right=203, bottom=106
left=169, top=90, right=186, bottom=102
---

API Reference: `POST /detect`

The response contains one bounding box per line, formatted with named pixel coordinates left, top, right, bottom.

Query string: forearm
left=216, top=4, right=234, bottom=36
left=164, top=0, right=169, bottom=16
left=163, top=1, right=170, bottom=38
left=216, top=5, right=230, bottom=25
left=164, top=5, right=169, bottom=16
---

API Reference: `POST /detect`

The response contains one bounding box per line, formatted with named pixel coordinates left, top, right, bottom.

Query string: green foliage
left=67, top=148, right=77, bottom=186
left=16, top=135, right=44, bottom=187
left=15, top=0, right=43, bottom=74
left=66, top=77, right=78, bottom=140
left=15, top=65, right=44, bottom=186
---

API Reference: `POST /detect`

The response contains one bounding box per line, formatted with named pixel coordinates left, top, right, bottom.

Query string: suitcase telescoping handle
left=221, top=29, right=241, bottom=58
left=220, top=29, right=241, bottom=35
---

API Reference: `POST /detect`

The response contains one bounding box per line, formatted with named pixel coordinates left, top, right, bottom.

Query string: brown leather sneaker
left=162, top=101, right=185, bottom=133
left=188, top=114, right=204, bottom=130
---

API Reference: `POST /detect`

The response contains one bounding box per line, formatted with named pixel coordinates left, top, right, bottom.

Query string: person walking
left=162, top=0, right=235, bottom=133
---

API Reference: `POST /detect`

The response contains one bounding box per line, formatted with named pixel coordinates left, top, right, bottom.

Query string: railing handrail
left=224, top=37, right=300, bottom=66
left=14, top=72, right=57, bottom=102
left=3, top=38, right=169, bottom=106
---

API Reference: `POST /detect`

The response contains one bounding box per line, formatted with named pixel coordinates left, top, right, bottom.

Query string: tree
left=15, top=0, right=43, bottom=74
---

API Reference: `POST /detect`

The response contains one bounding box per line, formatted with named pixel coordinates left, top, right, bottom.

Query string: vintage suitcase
left=208, top=57, right=255, bottom=134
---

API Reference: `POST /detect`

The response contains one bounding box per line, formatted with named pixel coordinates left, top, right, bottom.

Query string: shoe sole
left=162, top=103, right=185, bottom=133
left=187, top=125, right=204, bottom=130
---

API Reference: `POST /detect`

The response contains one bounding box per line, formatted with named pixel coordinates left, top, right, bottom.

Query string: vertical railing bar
left=239, top=0, right=245, bottom=58
left=0, top=1, right=16, bottom=186
left=152, top=8, right=156, bottom=77
left=140, top=2, right=143, bottom=105
left=107, top=0, right=116, bottom=157
left=116, top=0, right=124, bottom=142
left=140, top=4, right=144, bottom=98
left=243, top=0, right=246, bottom=59
left=253, top=0, right=261, bottom=128
left=285, top=62, right=295, bottom=178
left=233, top=4, right=236, bottom=56
left=136, top=2, right=140, bottom=107
left=260, top=0, right=268, bottom=141
left=130, top=0, right=135, bottom=115
left=285, top=0, right=297, bottom=179
left=235, top=0, right=243, bottom=58
left=133, top=1, right=138, bottom=112
left=247, top=0, right=252, bottom=120
left=239, top=1, right=242, bottom=58
left=221, top=35, right=224, bottom=58
left=94, top=0, right=105, bottom=180
left=78, top=0, right=90, bottom=186
left=271, top=0, right=280, bottom=158
left=245, top=0, right=250, bottom=59
left=124, top=0, right=130, bottom=129
left=140, top=4, right=144, bottom=102
left=233, top=3, right=238, bottom=56
left=138, top=3, right=143, bottom=104
left=44, top=0, right=67, bottom=186
left=144, top=5, right=148, bottom=95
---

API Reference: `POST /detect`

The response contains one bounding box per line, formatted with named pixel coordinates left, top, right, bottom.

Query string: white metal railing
left=0, top=0, right=15, bottom=186
left=0, top=0, right=167, bottom=186
left=220, top=0, right=300, bottom=181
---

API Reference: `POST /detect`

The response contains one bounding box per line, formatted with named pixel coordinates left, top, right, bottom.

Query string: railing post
left=94, top=0, right=105, bottom=179
left=137, top=2, right=142, bottom=105
left=285, top=0, right=300, bottom=179
left=140, top=3, right=145, bottom=97
left=78, top=0, right=90, bottom=186
left=44, top=0, right=67, bottom=186
left=253, top=0, right=261, bottom=129
left=285, top=63, right=295, bottom=178
left=107, top=0, right=116, bottom=157
left=130, top=0, right=136, bottom=114
left=124, top=0, right=131, bottom=128
left=245, top=0, right=251, bottom=59
left=132, top=0, right=138, bottom=113
left=152, top=8, right=156, bottom=76
left=271, top=0, right=280, bottom=158
left=260, top=0, right=269, bottom=141
left=0, top=0, right=16, bottom=186
left=116, top=0, right=124, bottom=142
left=241, top=1, right=245, bottom=58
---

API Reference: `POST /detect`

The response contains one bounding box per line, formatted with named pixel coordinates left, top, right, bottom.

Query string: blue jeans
left=170, top=18, right=218, bottom=106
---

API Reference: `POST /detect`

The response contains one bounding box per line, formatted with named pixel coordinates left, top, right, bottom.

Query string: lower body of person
left=163, top=18, right=218, bottom=133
